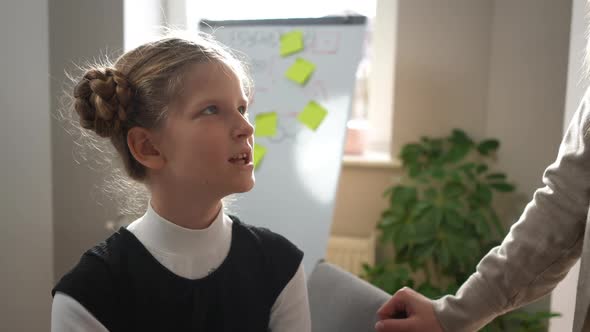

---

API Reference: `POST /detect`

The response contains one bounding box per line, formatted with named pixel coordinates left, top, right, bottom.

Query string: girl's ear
left=127, top=127, right=165, bottom=171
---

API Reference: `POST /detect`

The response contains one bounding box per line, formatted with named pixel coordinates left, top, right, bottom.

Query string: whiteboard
left=200, top=16, right=367, bottom=274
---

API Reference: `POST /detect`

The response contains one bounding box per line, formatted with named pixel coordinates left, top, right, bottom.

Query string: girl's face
left=156, top=61, right=255, bottom=198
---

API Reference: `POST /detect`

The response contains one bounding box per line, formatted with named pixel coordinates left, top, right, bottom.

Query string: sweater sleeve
left=51, top=292, right=110, bottom=332
left=433, top=93, right=590, bottom=332
left=52, top=251, right=120, bottom=331
left=269, top=263, right=312, bottom=332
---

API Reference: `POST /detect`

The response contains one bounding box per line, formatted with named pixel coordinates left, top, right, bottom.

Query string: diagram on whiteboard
left=200, top=16, right=367, bottom=274
left=251, top=29, right=334, bottom=170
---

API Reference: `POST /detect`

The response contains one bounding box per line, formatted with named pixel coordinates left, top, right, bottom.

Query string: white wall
left=49, top=0, right=124, bottom=281
left=0, top=1, right=53, bottom=331
left=391, top=0, right=494, bottom=154
left=486, top=0, right=570, bottom=199
left=550, top=0, right=589, bottom=331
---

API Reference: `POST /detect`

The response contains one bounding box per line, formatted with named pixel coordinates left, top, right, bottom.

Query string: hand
left=375, top=287, right=444, bottom=332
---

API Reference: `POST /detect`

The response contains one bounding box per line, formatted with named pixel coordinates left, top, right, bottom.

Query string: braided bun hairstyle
left=74, top=68, right=131, bottom=138
left=70, top=33, right=252, bottom=183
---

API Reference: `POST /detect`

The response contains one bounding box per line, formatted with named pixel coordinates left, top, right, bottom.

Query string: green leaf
left=416, top=282, right=444, bottom=299
left=393, top=266, right=411, bottom=282
left=394, top=224, right=415, bottom=250
left=430, top=166, right=445, bottom=179
left=385, top=205, right=406, bottom=224
left=498, top=310, right=560, bottom=332
left=422, top=137, right=444, bottom=159
left=378, top=214, right=400, bottom=227
left=414, top=242, right=437, bottom=263
left=445, top=283, right=460, bottom=296
left=458, top=162, right=477, bottom=171
left=365, top=265, right=412, bottom=294
left=444, top=233, right=463, bottom=260
left=475, top=218, right=492, bottom=239
left=443, top=198, right=462, bottom=210
left=437, top=241, right=451, bottom=268
left=448, top=169, right=462, bottom=182
left=409, top=164, right=422, bottom=178
left=412, top=201, right=433, bottom=220
left=443, top=181, right=465, bottom=198
left=445, top=143, right=471, bottom=163
left=473, top=212, right=491, bottom=238
left=485, top=173, right=506, bottom=181
left=416, top=176, right=430, bottom=184
left=400, top=144, right=423, bottom=165
left=430, top=207, right=444, bottom=229
left=475, top=183, right=493, bottom=205
left=378, top=221, right=402, bottom=244
left=443, top=209, right=464, bottom=229
left=477, top=139, right=500, bottom=155
left=391, top=186, right=418, bottom=206
left=476, top=164, right=488, bottom=174
left=413, top=219, right=437, bottom=244
left=382, top=186, right=395, bottom=198
left=381, top=209, right=393, bottom=218
left=412, top=230, right=436, bottom=245
left=489, top=182, right=515, bottom=192
left=450, top=129, right=473, bottom=145
left=531, top=312, right=561, bottom=320
left=424, top=188, right=438, bottom=201
left=480, top=240, right=502, bottom=260
left=488, top=209, right=505, bottom=237
left=457, top=162, right=477, bottom=180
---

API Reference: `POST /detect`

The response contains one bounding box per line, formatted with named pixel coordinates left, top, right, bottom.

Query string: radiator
left=325, top=233, right=376, bottom=276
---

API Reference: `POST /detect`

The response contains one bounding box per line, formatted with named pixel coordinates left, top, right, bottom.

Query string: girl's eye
left=201, top=105, right=218, bottom=115
left=238, top=106, right=248, bottom=115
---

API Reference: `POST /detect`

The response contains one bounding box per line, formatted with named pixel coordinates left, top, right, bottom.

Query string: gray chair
left=307, top=261, right=391, bottom=332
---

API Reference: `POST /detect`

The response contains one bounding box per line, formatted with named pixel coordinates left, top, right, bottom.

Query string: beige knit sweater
left=433, top=92, right=590, bottom=332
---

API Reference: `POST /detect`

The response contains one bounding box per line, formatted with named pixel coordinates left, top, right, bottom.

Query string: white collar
left=126, top=202, right=233, bottom=257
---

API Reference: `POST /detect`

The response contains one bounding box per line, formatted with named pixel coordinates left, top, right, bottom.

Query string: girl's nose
left=232, top=112, right=254, bottom=140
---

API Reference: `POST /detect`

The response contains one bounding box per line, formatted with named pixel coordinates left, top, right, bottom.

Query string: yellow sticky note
left=255, top=112, right=278, bottom=137
left=285, top=58, right=316, bottom=85
left=280, top=30, right=304, bottom=57
left=297, top=101, right=327, bottom=131
left=253, top=143, right=267, bottom=170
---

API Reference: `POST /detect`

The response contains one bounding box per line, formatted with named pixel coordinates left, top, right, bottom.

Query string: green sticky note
left=253, top=143, right=267, bottom=170
left=285, top=58, right=316, bottom=85
left=297, top=101, right=327, bottom=131
left=255, top=112, right=278, bottom=137
left=280, top=30, right=304, bottom=57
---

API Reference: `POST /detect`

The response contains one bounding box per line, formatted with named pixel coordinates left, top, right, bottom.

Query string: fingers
left=377, top=287, right=413, bottom=320
left=375, top=317, right=415, bottom=332
left=375, top=287, right=444, bottom=332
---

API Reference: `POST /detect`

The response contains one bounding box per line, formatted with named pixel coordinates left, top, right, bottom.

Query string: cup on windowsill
left=344, top=119, right=368, bottom=155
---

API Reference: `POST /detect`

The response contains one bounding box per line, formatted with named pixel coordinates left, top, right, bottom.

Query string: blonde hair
left=61, top=32, right=252, bottom=215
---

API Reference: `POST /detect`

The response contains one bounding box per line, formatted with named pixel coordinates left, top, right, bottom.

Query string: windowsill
left=342, top=151, right=401, bottom=169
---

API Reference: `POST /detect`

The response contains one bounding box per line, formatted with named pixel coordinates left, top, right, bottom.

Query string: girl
left=51, top=34, right=311, bottom=332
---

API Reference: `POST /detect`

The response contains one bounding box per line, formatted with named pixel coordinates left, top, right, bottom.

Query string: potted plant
left=362, top=129, right=558, bottom=331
